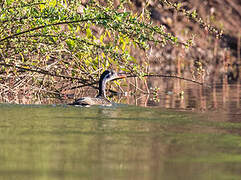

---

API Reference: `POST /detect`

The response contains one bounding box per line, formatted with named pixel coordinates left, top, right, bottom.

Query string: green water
left=0, top=104, right=240, bottom=180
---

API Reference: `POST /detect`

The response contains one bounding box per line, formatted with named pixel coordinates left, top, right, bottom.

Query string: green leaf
left=86, top=27, right=92, bottom=38
left=66, top=39, right=75, bottom=50
left=48, top=0, right=57, bottom=7
left=100, top=34, right=104, bottom=44
left=6, top=0, right=14, bottom=5
left=19, top=52, right=24, bottom=62
left=101, top=52, right=106, bottom=58
left=39, top=4, right=45, bottom=12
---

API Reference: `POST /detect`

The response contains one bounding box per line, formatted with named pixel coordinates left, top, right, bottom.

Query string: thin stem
left=0, top=17, right=110, bottom=43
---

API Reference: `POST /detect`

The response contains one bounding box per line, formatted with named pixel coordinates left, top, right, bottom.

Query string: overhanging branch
left=0, top=17, right=110, bottom=43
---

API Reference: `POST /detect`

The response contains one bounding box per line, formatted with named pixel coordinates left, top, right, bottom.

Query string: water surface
left=0, top=104, right=240, bottom=180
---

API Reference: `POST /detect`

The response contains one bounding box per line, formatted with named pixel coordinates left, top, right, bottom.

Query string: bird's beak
left=117, top=73, right=127, bottom=79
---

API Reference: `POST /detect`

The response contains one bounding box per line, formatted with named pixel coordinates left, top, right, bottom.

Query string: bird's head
left=100, top=70, right=126, bottom=82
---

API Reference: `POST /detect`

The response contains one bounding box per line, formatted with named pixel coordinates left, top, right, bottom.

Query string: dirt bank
left=132, top=0, right=240, bottom=83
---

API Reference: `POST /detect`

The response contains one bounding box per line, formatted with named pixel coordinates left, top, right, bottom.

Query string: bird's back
left=71, top=97, right=111, bottom=106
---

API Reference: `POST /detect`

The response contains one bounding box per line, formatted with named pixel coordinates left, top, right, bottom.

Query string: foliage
left=0, top=0, right=221, bottom=102
left=158, top=0, right=223, bottom=38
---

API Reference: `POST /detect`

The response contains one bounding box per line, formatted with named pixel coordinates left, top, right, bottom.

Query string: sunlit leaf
left=86, top=27, right=92, bottom=38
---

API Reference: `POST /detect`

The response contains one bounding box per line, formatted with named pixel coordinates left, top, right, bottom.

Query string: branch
left=158, top=0, right=223, bottom=38
left=68, top=73, right=209, bottom=92
left=0, top=2, right=46, bottom=11
left=1, top=15, right=54, bottom=24
left=0, top=62, right=91, bottom=85
left=127, top=74, right=207, bottom=86
left=0, top=17, right=110, bottom=43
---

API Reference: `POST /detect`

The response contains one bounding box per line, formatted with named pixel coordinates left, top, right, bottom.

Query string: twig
left=69, top=82, right=98, bottom=90
left=0, top=62, right=90, bottom=84
left=224, top=0, right=241, bottom=18
left=0, top=17, right=110, bottom=43
left=127, top=74, right=207, bottom=86
left=129, top=80, right=148, bottom=93
left=65, top=72, right=209, bottom=91
left=1, top=2, right=46, bottom=10
left=1, top=61, right=209, bottom=91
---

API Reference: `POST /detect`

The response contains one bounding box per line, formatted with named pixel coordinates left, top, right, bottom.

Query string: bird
left=70, top=70, right=126, bottom=106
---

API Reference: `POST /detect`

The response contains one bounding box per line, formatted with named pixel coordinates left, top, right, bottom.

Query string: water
left=0, top=103, right=241, bottom=180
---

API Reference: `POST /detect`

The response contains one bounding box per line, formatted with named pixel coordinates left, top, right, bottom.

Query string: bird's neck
left=97, top=79, right=107, bottom=98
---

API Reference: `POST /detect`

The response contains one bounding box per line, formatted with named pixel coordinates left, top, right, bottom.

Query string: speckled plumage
left=71, top=97, right=112, bottom=106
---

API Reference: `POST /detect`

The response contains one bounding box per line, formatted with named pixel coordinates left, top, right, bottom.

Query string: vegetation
left=0, top=0, right=222, bottom=103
